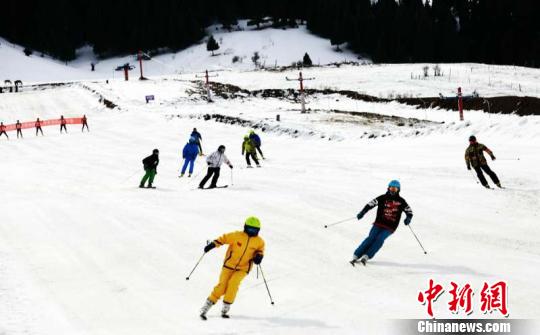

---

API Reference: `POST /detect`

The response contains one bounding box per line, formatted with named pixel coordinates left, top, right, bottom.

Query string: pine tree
left=303, top=52, right=313, bottom=66
left=206, top=35, right=220, bottom=56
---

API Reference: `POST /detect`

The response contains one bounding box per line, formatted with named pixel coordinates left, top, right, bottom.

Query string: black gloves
left=253, top=253, right=263, bottom=265
left=404, top=216, right=412, bottom=225
left=491, top=155, right=496, bottom=161
left=357, top=210, right=366, bottom=220
left=204, top=242, right=216, bottom=253
left=229, top=164, right=233, bottom=169
left=467, top=165, right=471, bottom=170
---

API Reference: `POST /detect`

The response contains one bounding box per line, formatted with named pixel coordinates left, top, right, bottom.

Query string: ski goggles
left=244, top=226, right=260, bottom=236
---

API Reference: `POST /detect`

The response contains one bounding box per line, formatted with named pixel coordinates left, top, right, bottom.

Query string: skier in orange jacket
left=199, top=217, right=265, bottom=320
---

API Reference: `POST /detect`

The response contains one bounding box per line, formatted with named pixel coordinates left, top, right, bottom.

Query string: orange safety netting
left=2, top=117, right=85, bottom=132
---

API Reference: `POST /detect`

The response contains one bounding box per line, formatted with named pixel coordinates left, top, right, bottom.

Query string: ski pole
left=185, top=252, right=206, bottom=280
left=323, top=217, right=356, bottom=229
left=408, top=225, right=428, bottom=255
left=121, top=168, right=141, bottom=184
left=496, top=158, right=520, bottom=161
left=231, top=169, right=234, bottom=186
left=258, top=265, right=275, bottom=305
left=468, top=169, right=479, bottom=184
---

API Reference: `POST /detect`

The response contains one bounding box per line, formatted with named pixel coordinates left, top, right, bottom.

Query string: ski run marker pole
left=324, top=217, right=356, bottom=229
left=408, top=225, right=428, bottom=255
left=185, top=252, right=206, bottom=280
left=258, top=264, right=275, bottom=305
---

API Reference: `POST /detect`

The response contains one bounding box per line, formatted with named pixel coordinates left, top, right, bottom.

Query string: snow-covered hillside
left=1, top=23, right=359, bottom=84
left=2, top=24, right=540, bottom=335
left=1, top=58, right=540, bottom=335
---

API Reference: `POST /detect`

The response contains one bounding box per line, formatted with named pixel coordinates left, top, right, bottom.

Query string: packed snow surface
left=1, top=27, right=540, bottom=335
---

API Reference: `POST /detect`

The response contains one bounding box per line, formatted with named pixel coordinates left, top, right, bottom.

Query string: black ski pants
left=474, top=164, right=500, bottom=186
left=200, top=167, right=220, bottom=188
left=245, top=152, right=259, bottom=166
left=255, top=145, right=264, bottom=158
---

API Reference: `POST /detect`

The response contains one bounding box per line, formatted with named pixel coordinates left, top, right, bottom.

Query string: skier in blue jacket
left=249, top=130, right=264, bottom=159
left=180, top=137, right=199, bottom=177
left=351, top=180, right=413, bottom=266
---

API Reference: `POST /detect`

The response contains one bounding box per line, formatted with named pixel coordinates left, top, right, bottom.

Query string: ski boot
left=179, top=173, right=184, bottom=178
left=349, top=255, right=359, bottom=266
left=359, top=255, right=369, bottom=266
left=139, top=184, right=144, bottom=188
left=147, top=183, right=155, bottom=189
left=256, top=164, right=261, bottom=168
left=221, top=302, right=231, bottom=319
left=247, top=165, right=253, bottom=168
left=483, top=184, right=491, bottom=189
left=188, top=174, right=192, bottom=177
left=200, top=299, right=214, bottom=321
left=496, top=182, right=502, bottom=188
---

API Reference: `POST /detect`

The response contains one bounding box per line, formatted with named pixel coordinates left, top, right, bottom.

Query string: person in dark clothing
left=199, top=145, right=233, bottom=189
left=0, top=122, right=8, bottom=140
left=351, top=180, right=413, bottom=266
left=140, top=149, right=159, bottom=188
left=465, top=135, right=501, bottom=188
left=242, top=135, right=260, bottom=168
left=249, top=130, right=264, bottom=159
left=35, top=118, right=44, bottom=136
left=16, top=120, right=23, bottom=138
left=191, top=128, right=203, bottom=156
left=82, top=115, right=89, bottom=132
left=60, top=115, right=67, bottom=133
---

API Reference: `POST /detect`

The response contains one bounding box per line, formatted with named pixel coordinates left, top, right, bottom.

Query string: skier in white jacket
left=199, top=145, right=233, bottom=189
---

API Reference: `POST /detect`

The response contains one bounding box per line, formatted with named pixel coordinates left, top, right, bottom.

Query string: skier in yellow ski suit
left=199, top=217, right=265, bottom=320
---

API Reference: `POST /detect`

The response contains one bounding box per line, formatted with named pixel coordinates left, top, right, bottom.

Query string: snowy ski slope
left=1, top=28, right=540, bottom=335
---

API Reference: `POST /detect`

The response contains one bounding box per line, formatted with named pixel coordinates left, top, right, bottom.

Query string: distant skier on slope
left=35, top=118, right=44, bottom=136
left=139, top=149, right=159, bottom=188
left=242, top=135, right=260, bottom=168
left=351, top=180, right=413, bottom=266
left=191, top=128, right=203, bottom=156
left=180, top=136, right=199, bottom=177
left=60, top=115, right=67, bottom=133
left=465, top=135, right=501, bottom=189
left=0, top=122, right=8, bottom=140
left=16, top=120, right=23, bottom=138
left=199, top=217, right=265, bottom=320
left=82, top=115, right=89, bottom=132
left=249, top=130, right=264, bottom=159
left=198, top=145, right=233, bottom=189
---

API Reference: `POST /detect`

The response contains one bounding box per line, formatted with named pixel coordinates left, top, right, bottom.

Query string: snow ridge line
left=77, top=83, right=119, bottom=109
left=168, top=112, right=340, bottom=140
left=167, top=112, right=444, bottom=141
left=206, top=81, right=540, bottom=115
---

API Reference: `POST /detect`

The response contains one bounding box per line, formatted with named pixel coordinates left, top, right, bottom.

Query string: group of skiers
left=139, top=127, right=265, bottom=189
left=0, top=115, right=89, bottom=140
left=136, top=130, right=503, bottom=319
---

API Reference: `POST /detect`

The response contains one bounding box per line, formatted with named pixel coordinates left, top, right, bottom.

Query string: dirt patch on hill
left=206, top=81, right=540, bottom=116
